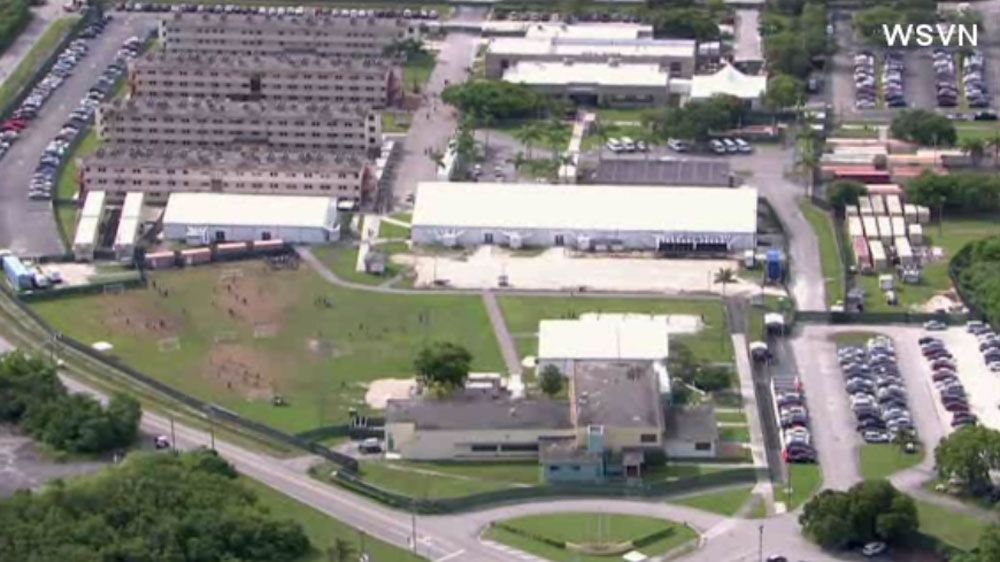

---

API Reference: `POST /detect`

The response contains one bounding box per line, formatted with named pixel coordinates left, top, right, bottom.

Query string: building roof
left=488, top=36, right=695, bottom=60
left=571, top=361, right=663, bottom=429
left=733, top=9, right=763, bottom=63
left=482, top=21, right=652, bottom=40
left=100, top=97, right=372, bottom=120
left=163, top=193, right=337, bottom=228
left=164, top=12, right=410, bottom=30
left=85, top=145, right=367, bottom=174
left=539, top=314, right=670, bottom=361
left=131, top=51, right=392, bottom=74
left=664, top=406, right=719, bottom=443
left=690, top=64, right=767, bottom=100
left=385, top=397, right=572, bottom=430
left=592, top=158, right=732, bottom=187
left=412, top=182, right=758, bottom=234
left=504, top=60, right=669, bottom=88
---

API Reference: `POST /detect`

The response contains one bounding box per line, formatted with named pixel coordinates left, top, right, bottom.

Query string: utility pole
left=170, top=415, right=176, bottom=452
left=758, top=524, right=764, bottom=562
left=208, top=405, right=216, bottom=450
left=410, top=499, right=417, bottom=555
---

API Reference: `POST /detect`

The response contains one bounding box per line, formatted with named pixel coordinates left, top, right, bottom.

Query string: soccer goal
left=218, top=269, right=245, bottom=283
left=213, top=331, right=239, bottom=343
left=253, top=323, right=278, bottom=339
left=157, top=337, right=181, bottom=352
left=102, top=283, right=126, bottom=296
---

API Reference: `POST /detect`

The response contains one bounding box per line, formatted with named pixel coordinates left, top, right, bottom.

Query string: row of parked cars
left=709, top=137, right=752, bottom=155
left=493, top=10, right=642, bottom=23
left=854, top=51, right=906, bottom=110
left=967, top=320, right=1000, bottom=373
left=839, top=336, right=918, bottom=449
left=934, top=49, right=960, bottom=108
left=918, top=332, right=977, bottom=429
left=117, top=2, right=440, bottom=19
left=962, top=50, right=990, bottom=109
left=29, top=35, right=144, bottom=201
left=606, top=136, right=648, bottom=153
left=853, top=51, right=877, bottom=110
left=776, top=387, right=816, bottom=464
left=882, top=51, right=906, bottom=108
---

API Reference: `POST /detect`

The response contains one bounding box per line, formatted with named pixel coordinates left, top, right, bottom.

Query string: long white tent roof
left=163, top=193, right=337, bottom=228
left=690, top=63, right=767, bottom=100
left=413, top=182, right=758, bottom=234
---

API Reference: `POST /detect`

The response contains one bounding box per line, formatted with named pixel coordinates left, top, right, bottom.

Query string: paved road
left=0, top=3, right=64, bottom=85
left=0, top=13, right=156, bottom=256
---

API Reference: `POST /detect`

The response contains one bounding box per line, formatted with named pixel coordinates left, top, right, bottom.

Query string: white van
left=721, top=138, right=739, bottom=153
left=620, top=137, right=636, bottom=152
left=709, top=139, right=727, bottom=154
left=734, top=138, right=752, bottom=153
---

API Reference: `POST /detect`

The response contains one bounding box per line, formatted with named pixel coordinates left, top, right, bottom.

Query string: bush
left=441, top=81, right=549, bottom=121
left=799, top=480, right=918, bottom=549
left=890, top=109, right=957, bottom=147
left=0, top=0, right=31, bottom=55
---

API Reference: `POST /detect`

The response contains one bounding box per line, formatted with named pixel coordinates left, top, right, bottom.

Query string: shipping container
left=916, top=205, right=930, bottom=224
left=908, top=223, right=924, bottom=245
left=180, top=248, right=212, bottom=266
left=895, top=236, right=914, bottom=266
left=828, top=167, right=891, bottom=184
left=904, top=204, right=917, bottom=224
left=885, top=195, right=902, bottom=216
left=144, top=251, right=177, bottom=270
left=847, top=216, right=864, bottom=238
left=250, top=239, right=286, bottom=254
left=853, top=236, right=872, bottom=275
left=865, top=184, right=904, bottom=197
left=821, top=153, right=877, bottom=166
left=891, top=217, right=905, bottom=240
left=2, top=254, right=33, bottom=290
left=870, top=195, right=886, bottom=216
left=214, top=241, right=250, bottom=257
left=862, top=216, right=879, bottom=238
left=877, top=216, right=893, bottom=243
left=869, top=239, right=888, bottom=272
left=845, top=205, right=860, bottom=217
left=766, top=250, right=784, bottom=283
left=859, top=197, right=874, bottom=215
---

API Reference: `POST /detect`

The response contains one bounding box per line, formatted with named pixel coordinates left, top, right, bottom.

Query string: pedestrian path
left=732, top=333, right=775, bottom=515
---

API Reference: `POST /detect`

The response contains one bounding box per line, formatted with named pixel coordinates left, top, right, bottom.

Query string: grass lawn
left=595, top=107, right=653, bottom=123
left=859, top=444, right=924, bottom=480
left=774, top=464, right=822, bottom=510
left=799, top=201, right=845, bottom=307
left=498, top=296, right=733, bottom=365
left=56, top=129, right=99, bottom=201
left=670, top=486, right=754, bottom=516
left=378, top=220, right=411, bottom=240
left=831, top=331, right=881, bottom=347
left=311, top=242, right=409, bottom=286
left=719, top=426, right=750, bottom=443
left=915, top=499, right=989, bottom=551
left=382, top=111, right=410, bottom=133
left=31, top=260, right=504, bottom=432
left=353, top=460, right=540, bottom=498
left=642, top=463, right=730, bottom=483
left=484, top=513, right=697, bottom=562
left=716, top=411, right=747, bottom=424
left=956, top=122, right=1000, bottom=143
left=54, top=203, right=79, bottom=252
left=243, top=478, right=425, bottom=562
left=402, top=51, right=436, bottom=94
left=0, top=17, right=79, bottom=111
left=392, top=211, right=413, bottom=223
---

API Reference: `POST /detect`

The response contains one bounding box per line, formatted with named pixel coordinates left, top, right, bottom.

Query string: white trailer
left=869, top=195, right=886, bottom=216
left=908, top=223, right=924, bottom=245
left=113, top=192, right=145, bottom=261
left=895, top=236, right=914, bottom=266
left=903, top=204, right=917, bottom=223
left=885, top=195, right=903, bottom=216
left=847, top=216, right=864, bottom=238
left=859, top=197, right=873, bottom=215
left=73, top=190, right=107, bottom=262
left=877, top=215, right=893, bottom=243
left=862, top=216, right=879, bottom=239
left=869, top=239, right=888, bottom=272
left=845, top=205, right=860, bottom=217
left=891, top=217, right=906, bottom=241
left=916, top=205, right=931, bottom=224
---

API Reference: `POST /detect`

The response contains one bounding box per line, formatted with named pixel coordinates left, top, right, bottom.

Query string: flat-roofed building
left=482, top=21, right=654, bottom=40
left=503, top=60, right=670, bottom=107
left=96, top=97, right=381, bottom=153
left=162, top=192, right=341, bottom=245
left=129, top=52, right=396, bottom=107
left=591, top=158, right=733, bottom=187
left=82, top=146, right=373, bottom=204
left=412, top=181, right=758, bottom=253
left=160, top=12, right=417, bottom=57
left=538, top=313, right=670, bottom=375
left=485, top=35, right=696, bottom=79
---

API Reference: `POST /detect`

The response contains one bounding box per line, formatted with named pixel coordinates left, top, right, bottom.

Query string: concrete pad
left=365, top=378, right=416, bottom=409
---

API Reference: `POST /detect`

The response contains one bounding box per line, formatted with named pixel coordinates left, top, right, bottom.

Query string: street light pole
left=758, top=524, right=764, bottom=562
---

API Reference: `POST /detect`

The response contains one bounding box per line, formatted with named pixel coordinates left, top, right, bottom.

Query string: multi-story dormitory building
left=96, top=97, right=382, bottom=154
left=81, top=146, right=374, bottom=204
left=128, top=52, right=397, bottom=108
left=159, top=12, right=418, bottom=57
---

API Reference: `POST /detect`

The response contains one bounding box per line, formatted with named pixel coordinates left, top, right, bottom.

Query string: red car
left=1, top=119, right=26, bottom=132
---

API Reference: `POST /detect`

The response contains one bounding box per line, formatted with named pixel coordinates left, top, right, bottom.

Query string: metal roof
left=592, top=158, right=732, bottom=187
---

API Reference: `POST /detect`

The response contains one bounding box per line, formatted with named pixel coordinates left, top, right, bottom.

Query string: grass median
left=799, top=201, right=845, bottom=308
left=670, top=485, right=754, bottom=516
left=774, top=464, right=822, bottom=510
left=859, top=444, right=924, bottom=480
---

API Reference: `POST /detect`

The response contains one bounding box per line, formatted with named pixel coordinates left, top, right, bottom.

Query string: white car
left=861, top=541, right=887, bottom=557
left=721, top=138, right=739, bottom=153
left=709, top=139, right=727, bottom=154
left=606, top=138, right=622, bottom=152
left=620, top=137, right=636, bottom=152
left=734, top=137, right=752, bottom=153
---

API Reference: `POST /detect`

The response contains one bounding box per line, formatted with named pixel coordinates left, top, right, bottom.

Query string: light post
left=758, top=524, right=764, bottom=562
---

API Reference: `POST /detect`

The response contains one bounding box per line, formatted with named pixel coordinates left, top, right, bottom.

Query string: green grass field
left=799, top=201, right=845, bottom=307
left=956, top=122, right=1000, bottom=143
left=402, top=51, right=436, bottom=94
left=719, top=426, right=750, bottom=443
left=57, top=129, right=99, bottom=201
left=353, top=460, right=540, bottom=498
left=915, top=500, right=989, bottom=551
left=670, top=486, right=754, bottom=516
left=311, top=242, right=409, bottom=286
left=244, top=478, right=426, bottom=562
left=859, top=444, right=924, bottom=480
left=498, top=296, right=733, bottom=365
left=774, top=464, right=822, bottom=510
left=32, top=261, right=504, bottom=432
left=484, top=513, right=697, bottom=562
left=716, top=411, right=747, bottom=424
left=0, top=17, right=79, bottom=111
left=379, top=220, right=411, bottom=240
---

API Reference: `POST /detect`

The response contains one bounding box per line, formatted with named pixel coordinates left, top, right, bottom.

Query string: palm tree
left=327, top=538, right=355, bottom=562
left=795, top=134, right=820, bottom=198
left=986, top=131, right=1000, bottom=169
left=714, top=267, right=736, bottom=297
left=514, top=122, right=544, bottom=160
left=959, top=137, right=985, bottom=167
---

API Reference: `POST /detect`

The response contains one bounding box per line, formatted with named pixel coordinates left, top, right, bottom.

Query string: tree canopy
left=0, top=450, right=311, bottom=562
left=538, top=364, right=564, bottom=398
left=953, top=525, right=1000, bottom=562
left=906, top=172, right=1000, bottom=213
left=414, top=342, right=473, bottom=391
left=441, top=80, right=550, bottom=121
left=0, top=0, right=30, bottom=55
left=952, top=238, right=1000, bottom=329
left=935, top=425, right=1000, bottom=495
left=799, top=480, right=918, bottom=549
left=644, top=94, right=745, bottom=142
left=0, top=351, right=141, bottom=454
left=890, top=109, right=957, bottom=147
left=827, top=180, right=868, bottom=210
left=763, top=73, right=805, bottom=110
left=760, top=1, right=829, bottom=79
left=648, top=7, right=721, bottom=41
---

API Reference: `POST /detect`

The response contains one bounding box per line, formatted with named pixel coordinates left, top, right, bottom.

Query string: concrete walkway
left=732, top=332, right=775, bottom=515
left=355, top=214, right=381, bottom=273
left=481, top=290, right=522, bottom=377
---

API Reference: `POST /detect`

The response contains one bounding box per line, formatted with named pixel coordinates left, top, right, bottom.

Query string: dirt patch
left=306, top=337, right=350, bottom=359
left=365, top=378, right=416, bottom=409
left=208, top=268, right=288, bottom=329
left=205, top=344, right=279, bottom=401
left=99, top=293, right=180, bottom=338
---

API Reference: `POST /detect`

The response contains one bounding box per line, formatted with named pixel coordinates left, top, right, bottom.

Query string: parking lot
left=920, top=325, right=1000, bottom=433
left=0, top=13, right=156, bottom=256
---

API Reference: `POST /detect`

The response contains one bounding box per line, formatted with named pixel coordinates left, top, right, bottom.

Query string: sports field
left=32, top=260, right=504, bottom=432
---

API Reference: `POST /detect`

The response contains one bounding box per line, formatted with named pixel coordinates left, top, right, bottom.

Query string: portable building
left=891, top=217, right=906, bottom=241
left=113, top=192, right=145, bottom=261
left=877, top=216, right=893, bottom=243
left=858, top=197, right=874, bottom=215
left=869, top=195, right=886, bottom=216
left=852, top=236, right=872, bottom=275
left=908, top=223, right=924, bottom=245
left=904, top=204, right=917, bottom=223
left=895, top=236, right=914, bottom=266
left=73, top=190, right=107, bottom=262
left=869, top=240, right=887, bottom=272
left=885, top=195, right=902, bottom=216
left=862, top=216, right=878, bottom=239
left=847, top=216, right=864, bottom=238
left=2, top=254, right=33, bottom=290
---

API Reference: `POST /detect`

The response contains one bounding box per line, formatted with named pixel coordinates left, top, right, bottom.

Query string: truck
left=1, top=253, right=33, bottom=290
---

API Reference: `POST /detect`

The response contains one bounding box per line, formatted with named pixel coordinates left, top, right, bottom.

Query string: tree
left=693, top=366, right=730, bottom=392
left=986, top=131, right=1000, bottom=169
left=934, top=425, right=1000, bottom=495
left=959, top=137, right=986, bottom=167
left=414, top=342, right=473, bottom=391
left=666, top=341, right=698, bottom=384
left=763, top=74, right=805, bottom=111
left=538, top=364, right=564, bottom=397
left=795, top=133, right=820, bottom=197
left=327, top=538, right=356, bottom=562
left=441, top=81, right=549, bottom=121
left=714, top=267, right=736, bottom=297
left=514, top=122, right=544, bottom=161
left=800, top=481, right=918, bottom=549
left=890, top=109, right=957, bottom=147
left=645, top=95, right=744, bottom=143
left=953, top=525, right=1000, bottom=562
left=827, top=180, right=867, bottom=211
left=649, top=7, right=721, bottom=41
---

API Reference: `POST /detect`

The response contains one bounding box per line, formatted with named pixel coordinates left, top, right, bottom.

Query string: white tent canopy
left=690, top=63, right=767, bottom=101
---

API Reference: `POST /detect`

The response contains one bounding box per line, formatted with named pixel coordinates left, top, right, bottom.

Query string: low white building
left=113, top=192, right=145, bottom=261
left=162, top=193, right=340, bottom=245
left=689, top=63, right=767, bottom=107
left=411, top=182, right=758, bottom=253
left=538, top=313, right=671, bottom=374
left=503, top=60, right=671, bottom=107
left=73, top=190, right=107, bottom=262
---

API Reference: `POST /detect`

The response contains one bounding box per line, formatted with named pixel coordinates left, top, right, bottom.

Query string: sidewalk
left=732, top=333, right=776, bottom=514
left=0, top=4, right=63, bottom=86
